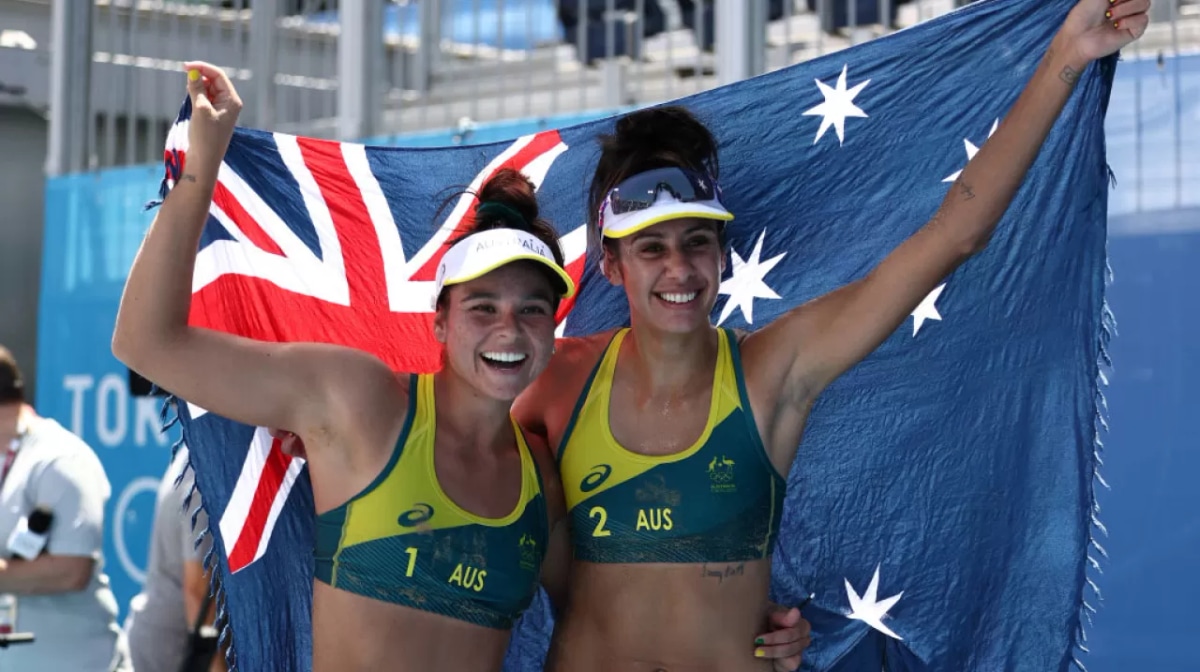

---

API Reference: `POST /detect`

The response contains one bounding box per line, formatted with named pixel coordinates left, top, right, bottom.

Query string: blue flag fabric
left=161, top=0, right=1116, bottom=669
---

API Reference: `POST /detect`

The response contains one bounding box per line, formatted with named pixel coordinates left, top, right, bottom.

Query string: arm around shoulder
left=524, top=432, right=570, bottom=617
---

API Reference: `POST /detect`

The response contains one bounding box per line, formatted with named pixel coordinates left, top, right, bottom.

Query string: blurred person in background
left=0, top=345, right=131, bottom=671
left=125, top=444, right=226, bottom=672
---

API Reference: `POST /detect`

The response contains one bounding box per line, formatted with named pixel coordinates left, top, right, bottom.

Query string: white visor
left=432, top=228, right=575, bottom=308
left=600, top=190, right=734, bottom=239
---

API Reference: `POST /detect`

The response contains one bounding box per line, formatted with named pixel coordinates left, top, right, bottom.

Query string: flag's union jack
left=164, top=98, right=587, bottom=573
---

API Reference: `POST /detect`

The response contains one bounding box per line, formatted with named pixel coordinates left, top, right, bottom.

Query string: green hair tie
left=476, top=201, right=529, bottom=227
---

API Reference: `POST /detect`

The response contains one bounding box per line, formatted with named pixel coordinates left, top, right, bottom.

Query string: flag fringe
left=1072, top=53, right=1119, bottom=663
left=160, top=394, right=242, bottom=672
left=1073, top=216, right=1117, bottom=672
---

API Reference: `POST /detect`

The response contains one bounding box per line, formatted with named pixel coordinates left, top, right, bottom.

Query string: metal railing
left=18, top=0, right=1199, bottom=175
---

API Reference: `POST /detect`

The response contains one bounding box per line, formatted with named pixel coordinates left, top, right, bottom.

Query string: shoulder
left=348, top=368, right=413, bottom=447
left=326, top=350, right=411, bottom=407
left=25, top=417, right=104, bottom=468
left=557, top=331, right=616, bottom=368
left=325, top=366, right=412, bottom=437
left=547, top=330, right=619, bottom=390
left=20, top=418, right=112, bottom=498
left=737, top=299, right=822, bottom=365
left=514, top=331, right=615, bottom=429
left=298, top=369, right=413, bottom=486
left=294, top=345, right=409, bottom=424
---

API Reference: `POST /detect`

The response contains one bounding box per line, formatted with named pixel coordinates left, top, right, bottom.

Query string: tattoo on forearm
left=1059, top=65, right=1081, bottom=86
left=957, top=180, right=976, bottom=200
left=180, top=173, right=198, bottom=183
left=700, top=562, right=745, bottom=584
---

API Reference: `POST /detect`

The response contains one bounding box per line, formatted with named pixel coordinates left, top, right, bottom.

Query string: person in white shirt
left=0, top=344, right=130, bottom=672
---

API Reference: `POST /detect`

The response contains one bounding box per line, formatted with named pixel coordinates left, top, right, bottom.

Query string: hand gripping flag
left=158, top=0, right=1118, bottom=669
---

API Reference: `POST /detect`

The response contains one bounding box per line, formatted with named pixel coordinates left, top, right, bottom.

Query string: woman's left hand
left=1058, top=0, right=1151, bottom=64
left=753, top=605, right=812, bottom=671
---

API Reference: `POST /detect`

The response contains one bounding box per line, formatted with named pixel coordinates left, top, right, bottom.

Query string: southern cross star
left=802, top=64, right=870, bottom=146
left=943, top=119, right=999, bottom=182
left=911, top=283, right=946, bottom=337
left=716, top=229, right=786, bottom=326
left=845, top=564, right=904, bottom=640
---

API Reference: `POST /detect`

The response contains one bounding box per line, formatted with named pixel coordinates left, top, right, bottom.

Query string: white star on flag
left=716, top=229, right=786, bottom=326
left=943, top=119, right=999, bottom=182
left=802, top=64, right=870, bottom=145
left=911, top=283, right=946, bottom=336
left=845, top=564, right=904, bottom=640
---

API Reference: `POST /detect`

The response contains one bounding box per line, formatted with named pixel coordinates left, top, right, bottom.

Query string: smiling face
left=603, top=217, right=726, bottom=335
left=433, top=261, right=559, bottom=402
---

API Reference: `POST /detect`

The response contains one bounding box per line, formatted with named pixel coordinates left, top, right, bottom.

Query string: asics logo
left=397, top=503, right=434, bottom=527
left=580, top=464, right=612, bottom=493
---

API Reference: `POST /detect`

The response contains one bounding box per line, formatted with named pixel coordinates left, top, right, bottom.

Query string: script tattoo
left=701, top=562, right=745, bottom=584
left=1059, top=64, right=1081, bottom=86
left=957, top=180, right=976, bottom=200
left=180, top=173, right=198, bottom=183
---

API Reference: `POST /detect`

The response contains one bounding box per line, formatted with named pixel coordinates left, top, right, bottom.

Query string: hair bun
left=475, top=168, right=539, bottom=227
left=434, top=168, right=566, bottom=309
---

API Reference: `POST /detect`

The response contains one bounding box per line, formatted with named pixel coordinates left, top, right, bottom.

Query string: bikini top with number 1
left=313, top=373, right=548, bottom=629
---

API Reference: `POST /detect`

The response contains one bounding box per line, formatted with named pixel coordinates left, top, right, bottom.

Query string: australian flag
left=160, top=0, right=1118, bottom=669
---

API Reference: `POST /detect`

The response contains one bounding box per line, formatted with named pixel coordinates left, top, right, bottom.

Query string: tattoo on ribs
left=701, top=562, right=745, bottom=584
left=1059, top=65, right=1081, bottom=86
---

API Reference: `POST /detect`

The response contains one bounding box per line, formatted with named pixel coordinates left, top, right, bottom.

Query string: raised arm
left=745, top=0, right=1148, bottom=450
left=111, top=62, right=396, bottom=447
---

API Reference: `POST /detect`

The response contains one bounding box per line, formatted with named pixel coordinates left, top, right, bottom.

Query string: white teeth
left=657, top=292, right=698, bottom=304
left=482, top=352, right=526, bottom=363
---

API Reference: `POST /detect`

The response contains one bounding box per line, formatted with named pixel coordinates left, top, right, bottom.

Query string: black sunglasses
left=603, top=167, right=723, bottom=217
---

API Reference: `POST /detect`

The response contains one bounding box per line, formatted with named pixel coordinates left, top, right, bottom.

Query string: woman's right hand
left=182, top=61, right=243, bottom=172
left=1057, top=0, right=1150, bottom=66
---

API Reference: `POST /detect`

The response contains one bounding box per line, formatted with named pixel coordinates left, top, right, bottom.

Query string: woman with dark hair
left=112, top=62, right=577, bottom=672
left=513, top=0, right=1150, bottom=669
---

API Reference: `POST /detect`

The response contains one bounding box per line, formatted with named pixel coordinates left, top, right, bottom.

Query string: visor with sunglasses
left=598, top=167, right=734, bottom=239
